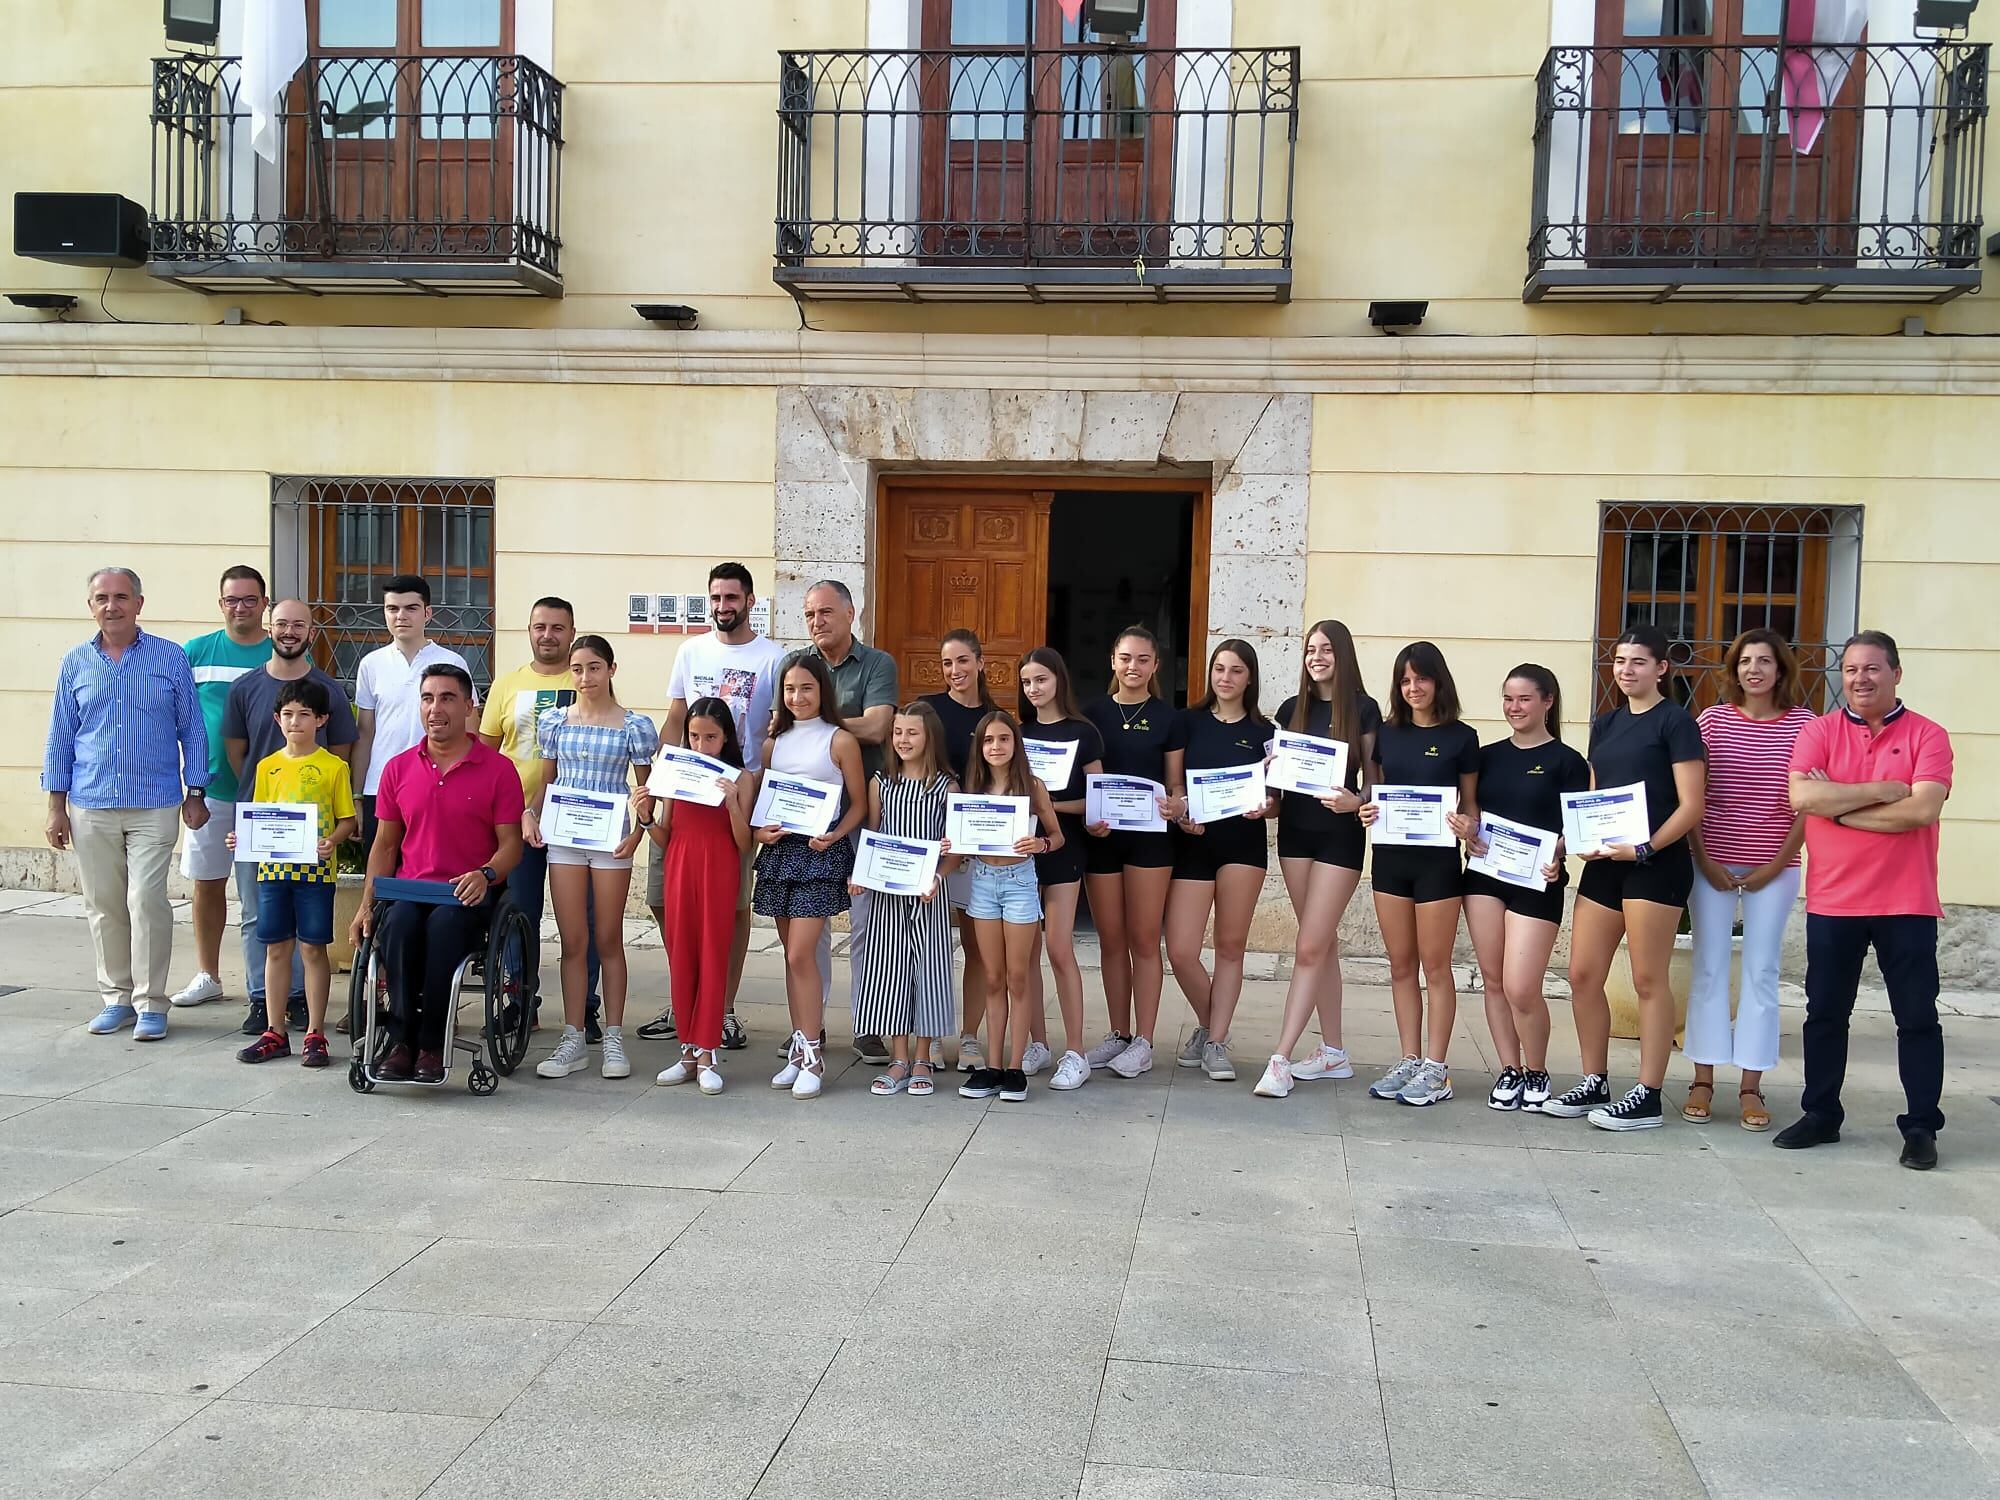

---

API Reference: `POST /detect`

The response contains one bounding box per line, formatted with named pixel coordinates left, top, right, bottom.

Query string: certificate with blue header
left=853, top=829, right=942, bottom=897
left=1561, top=783, right=1650, bottom=856
left=235, top=802, right=316, bottom=864
left=752, top=772, right=842, bottom=837
left=946, top=794, right=1031, bottom=857
left=1467, top=812, right=1560, bottom=890
left=1085, top=774, right=1168, bottom=833
left=542, top=784, right=626, bottom=852
left=1264, top=729, right=1349, bottom=798
left=1185, top=764, right=1267, bottom=824
left=1370, top=785, right=1455, bottom=847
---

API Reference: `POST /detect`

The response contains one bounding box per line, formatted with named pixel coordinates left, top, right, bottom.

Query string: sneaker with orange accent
left=237, top=1030, right=290, bottom=1064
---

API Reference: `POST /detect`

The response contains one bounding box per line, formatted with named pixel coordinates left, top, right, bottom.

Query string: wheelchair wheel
left=346, top=931, right=376, bottom=1044
left=483, top=903, right=537, bottom=1077
left=348, top=1057, right=374, bottom=1094
left=468, top=1061, right=499, bottom=1096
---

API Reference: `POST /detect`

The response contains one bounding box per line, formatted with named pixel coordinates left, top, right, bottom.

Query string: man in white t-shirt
left=638, top=562, right=786, bottom=1049
left=350, top=574, right=472, bottom=851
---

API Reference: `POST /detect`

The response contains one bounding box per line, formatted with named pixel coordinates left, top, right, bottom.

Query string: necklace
left=1115, top=698, right=1149, bottom=731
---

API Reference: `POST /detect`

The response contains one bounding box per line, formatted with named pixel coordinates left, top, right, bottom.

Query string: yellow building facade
left=2, top=0, right=1994, bottom=974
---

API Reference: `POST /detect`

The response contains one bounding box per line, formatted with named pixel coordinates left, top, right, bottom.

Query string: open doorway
left=1044, top=489, right=1203, bottom=706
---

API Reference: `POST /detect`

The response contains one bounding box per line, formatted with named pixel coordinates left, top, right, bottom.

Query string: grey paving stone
left=0, top=1382, right=208, bottom=1500
left=1357, top=1236, right=1611, bottom=1320
left=0, top=1147, right=111, bottom=1211
left=1634, top=1322, right=1943, bottom=1419
left=0, top=1209, right=198, bottom=1292
left=754, top=1439, right=1087, bottom=1500
left=1113, top=1270, right=1377, bottom=1378
left=937, top=1145, right=1149, bottom=1215
left=1128, top=1217, right=1365, bottom=1296
left=862, top=1259, right=1126, bottom=1360
left=729, top=1136, right=960, bottom=1201
left=30, top=1153, right=325, bottom=1223
left=1671, top=1409, right=1996, bottom=1500
left=1089, top=1360, right=1391, bottom=1487
left=0, top=1099, right=221, bottom=1158
left=1141, top=1135, right=1352, bottom=1234
left=599, top=1245, right=892, bottom=1337
left=82, top=1399, right=484, bottom=1500
left=1894, top=1340, right=2000, bottom=1429
left=1353, top=1183, right=1576, bottom=1251
left=1078, top=1468, right=1391, bottom=1500
left=226, top=1306, right=584, bottom=1417
left=137, top=1222, right=433, bottom=1307
left=0, top=1031, right=153, bottom=1098
left=4, top=1291, right=331, bottom=1397
left=1769, top=1205, right=2000, bottom=1277
left=141, top=1108, right=385, bottom=1169
left=0, top=1283, right=95, bottom=1347
left=0, top=1092, right=51, bottom=1121
left=1561, top=1198, right=1796, bottom=1260
left=898, top=1197, right=1140, bottom=1274
left=361, top=1236, right=657, bottom=1322
left=669, top=1190, right=914, bottom=1263
left=1824, top=1266, right=2000, bottom=1354
left=519, top=1320, right=839, bottom=1428
left=532, top=1127, right=766, bottom=1190
left=1584, top=1244, right=1862, bottom=1331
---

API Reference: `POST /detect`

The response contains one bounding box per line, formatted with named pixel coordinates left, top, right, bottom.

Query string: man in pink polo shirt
left=351, top=663, right=525, bottom=1083
left=1777, top=631, right=1953, bottom=1170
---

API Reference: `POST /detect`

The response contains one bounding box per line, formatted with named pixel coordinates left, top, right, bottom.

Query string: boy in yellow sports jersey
left=227, top=680, right=357, bottom=1067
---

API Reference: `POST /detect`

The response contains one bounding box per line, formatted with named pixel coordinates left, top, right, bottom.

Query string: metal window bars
left=150, top=53, right=562, bottom=289
left=1528, top=41, right=1987, bottom=301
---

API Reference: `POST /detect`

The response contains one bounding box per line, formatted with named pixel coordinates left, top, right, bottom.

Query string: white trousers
left=1683, top=862, right=1802, bottom=1073
left=71, top=805, right=181, bottom=1013
left=814, top=885, right=872, bottom=1012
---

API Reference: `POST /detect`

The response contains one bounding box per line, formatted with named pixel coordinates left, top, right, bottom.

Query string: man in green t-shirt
left=168, top=565, right=304, bottom=1033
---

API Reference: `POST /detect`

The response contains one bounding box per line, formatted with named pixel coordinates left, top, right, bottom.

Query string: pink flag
left=1058, top=0, right=1085, bottom=24
left=1781, top=0, right=1868, bottom=154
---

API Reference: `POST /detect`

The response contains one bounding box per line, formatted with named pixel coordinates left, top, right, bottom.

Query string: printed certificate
left=235, top=802, right=316, bottom=864
left=1370, top=785, right=1455, bottom=847
left=542, top=785, right=626, bottom=852
left=1022, top=737, right=1079, bottom=792
left=1085, top=774, right=1168, bottom=833
left=1185, top=765, right=1268, bottom=824
left=647, top=746, right=740, bottom=807
left=1467, top=812, right=1560, bottom=891
left=752, top=772, right=842, bottom=837
left=1561, top=783, right=1651, bottom=857
left=853, top=830, right=942, bottom=897
left=1264, top=729, right=1349, bottom=798
left=946, top=794, right=1031, bottom=857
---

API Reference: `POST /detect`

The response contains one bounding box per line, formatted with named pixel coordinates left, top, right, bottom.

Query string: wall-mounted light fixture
left=633, top=303, right=699, bottom=329
left=1368, top=299, right=1428, bottom=332
left=6, top=292, right=79, bottom=313
left=164, top=0, right=221, bottom=46
left=1083, top=0, right=1146, bottom=39
left=1913, top=0, right=1979, bottom=32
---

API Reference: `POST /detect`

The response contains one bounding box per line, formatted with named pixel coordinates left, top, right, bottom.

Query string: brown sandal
left=1739, top=1089, right=1771, bottom=1132
left=1682, top=1081, right=1714, bottom=1123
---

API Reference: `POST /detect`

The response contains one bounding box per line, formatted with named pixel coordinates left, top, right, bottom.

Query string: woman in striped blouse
left=1684, top=628, right=1816, bottom=1132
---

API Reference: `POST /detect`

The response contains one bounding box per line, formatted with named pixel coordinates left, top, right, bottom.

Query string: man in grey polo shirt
left=802, top=579, right=898, bottom=1064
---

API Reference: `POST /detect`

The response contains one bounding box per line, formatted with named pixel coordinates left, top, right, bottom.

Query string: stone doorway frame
left=772, top=387, right=1311, bottom=668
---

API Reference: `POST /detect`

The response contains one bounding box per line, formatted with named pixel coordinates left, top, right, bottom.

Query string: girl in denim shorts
left=956, top=711, right=1062, bottom=1104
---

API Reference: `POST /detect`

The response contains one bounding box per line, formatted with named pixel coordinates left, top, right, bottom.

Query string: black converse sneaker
left=1487, top=1066, right=1525, bottom=1111
left=1537, top=1073, right=1610, bottom=1119
left=1519, top=1069, right=1553, bottom=1112
left=1588, top=1082, right=1664, bottom=1132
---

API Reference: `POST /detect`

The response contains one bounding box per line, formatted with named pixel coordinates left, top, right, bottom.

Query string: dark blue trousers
left=1799, top=914, right=1945, bottom=1138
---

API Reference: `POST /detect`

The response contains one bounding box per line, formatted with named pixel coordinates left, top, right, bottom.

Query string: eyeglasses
left=220, top=596, right=265, bottom=610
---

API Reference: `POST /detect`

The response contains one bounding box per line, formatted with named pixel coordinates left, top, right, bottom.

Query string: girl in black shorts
left=1550, top=625, right=1706, bottom=1133
left=1163, top=639, right=1276, bottom=1084
left=1447, top=665, right=1588, bottom=1114
left=1360, top=642, right=1479, bottom=1107
left=922, top=629, right=997, bottom=1072
left=1081, top=626, right=1177, bottom=1079
left=1019, top=647, right=1104, bottom=1092
left=1254, top=619, right=1379, bottom=1100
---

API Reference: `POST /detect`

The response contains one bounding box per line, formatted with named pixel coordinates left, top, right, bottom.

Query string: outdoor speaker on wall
left=12, top=193, right=149, bottom=268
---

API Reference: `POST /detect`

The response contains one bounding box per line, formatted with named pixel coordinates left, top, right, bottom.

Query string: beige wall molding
left=3, top=325, right=1998, bottom=396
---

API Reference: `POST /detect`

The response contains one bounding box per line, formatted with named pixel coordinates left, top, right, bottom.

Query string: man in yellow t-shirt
left=479, top=597, right=598, bottom=1031
left=229, top=679, right=357, bottom=1068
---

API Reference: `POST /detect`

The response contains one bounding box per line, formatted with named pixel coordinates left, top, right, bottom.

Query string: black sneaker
left=1588, top=1083, right=1664, bottom=1132
left=958, top=1067, right=1002, bottom=1099
left=636, top=1007, right=678, bottom=1041
left=585, top=1011, right=603, bottom=1045
left=1487, top=1066, right=1525, bottom=1112
left=1773, top=1113, right=1842, bottom=1150
left=997, top=1068, right=1029, bottom=1102
left=1519, top=1069, right=1553, bottom=1112
left=240, top=1000, right=268, bottom=1036
left=286, top=995, right=309, bottom=1030
left=853, top=1033, right=891, bottom=1066
left=1537, top=1073, right=1609, bottom=1119
left=721, top=1013, right=746, bottom=1050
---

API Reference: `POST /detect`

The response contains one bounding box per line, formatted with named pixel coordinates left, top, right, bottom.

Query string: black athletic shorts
left=1462, top=869, right=1567, bottom=925
left=1276, top=813, right=1365, bottom=870
left=1083, top=827, right=1175, bottom=878
left=1171, top=819, right=1270, bottom=881
left=1371, top=844, right=1464, bottom=904
left=1576, top=841, right=1695, bottom=911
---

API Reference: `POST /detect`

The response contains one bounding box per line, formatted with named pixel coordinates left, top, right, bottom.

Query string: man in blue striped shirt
left=43, top=567, right=211, bottom=1040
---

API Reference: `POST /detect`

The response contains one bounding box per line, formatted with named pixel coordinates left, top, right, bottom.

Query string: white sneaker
left=1291, top=1044, right=1354, bottom=1081
left=170, top=972, right=223, bottom=1007
left=956, top=1035, right=984, bottom=1073
left=791, top=1033, right=824, bottom=1099
left=599, top=1026, right=631, bottom=1080
left=657, top=1047, right=696, bottom=1086
left=1049, top=1051, right=1089, bottom=1091
left=772, top=1030, right=805, bottom=1089
left=536, top=1027, right=590, bottom=1079
left=1253, top=1054, right=1294, bottom=1098
left=1022, top=1040, right=1052, bottom=1076
left=1084, top=1032, right=1132, bottom=1070
left=1108, top=1036, right=1154, bottom=1078
left=1177, top=1026, right=1210, bottom=1068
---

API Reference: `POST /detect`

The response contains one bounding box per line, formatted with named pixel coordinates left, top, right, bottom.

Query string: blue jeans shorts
left=256, top=879, right=336, bottom=946
left=965, top=859, right=1042, bottom=924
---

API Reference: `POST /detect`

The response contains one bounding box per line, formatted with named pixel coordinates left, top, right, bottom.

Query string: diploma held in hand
left=1560, top=783, right=1650, bottom=856
left=752, top=772, right=842, bottom=837
left=1085, top=774, right=1168, bottom=833
left=1371, top=785, right=1454, bottom=847
left=946, top=794, right=1031, bottom=857
left=542, top=785, right=627, bottom=852
left=1185, top=765, right=1266, bottom=824
left=235, top=802, right=317, bottom=864
left=1265, top=730, right=1349, bottom=798
left=648, top=746, right=740, bottom=806
left=854, top=830, right=942, bottom=897
left=1467, top=812, right=1560, bottom=890
left=1022, top=737, right=1079, bottom=792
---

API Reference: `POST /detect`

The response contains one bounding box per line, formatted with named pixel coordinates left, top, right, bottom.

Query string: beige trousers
left=70, top=805, right=181, bottom=1013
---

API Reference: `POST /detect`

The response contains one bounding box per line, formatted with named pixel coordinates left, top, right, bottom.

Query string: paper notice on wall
left=655, top=593, right=682, bottom=633
left=627, top=594, right=653, bottom=633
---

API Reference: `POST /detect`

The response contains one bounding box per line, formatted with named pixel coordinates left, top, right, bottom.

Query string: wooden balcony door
left=875, top=483, right=1053, bottom=712
left=1588, top=0, right=1863, bottom=266
left=917, top=0, right=1177, bottom=262
left=289, top=0, right=515, bottom=257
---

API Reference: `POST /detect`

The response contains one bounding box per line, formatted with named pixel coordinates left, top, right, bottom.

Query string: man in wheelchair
left=348, top=664, right=526, bottom=1082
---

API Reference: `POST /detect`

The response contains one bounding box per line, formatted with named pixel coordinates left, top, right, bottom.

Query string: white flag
left=231, top=0, right=309, bottom=165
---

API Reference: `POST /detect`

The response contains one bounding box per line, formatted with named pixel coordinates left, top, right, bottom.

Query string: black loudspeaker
left=13, top=192, right=149, bottom=267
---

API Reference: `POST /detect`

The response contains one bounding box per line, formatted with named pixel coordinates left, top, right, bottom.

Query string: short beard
left=272, top=639, right=310, bottom=661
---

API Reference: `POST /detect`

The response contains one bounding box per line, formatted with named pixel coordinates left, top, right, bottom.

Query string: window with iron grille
left=1594, top=502, right=1863, bottom=715
left=272, top=476, right=496, bottom=693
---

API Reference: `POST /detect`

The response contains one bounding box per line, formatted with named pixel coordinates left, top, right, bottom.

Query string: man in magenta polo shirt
left=351, top=663, right=525, bottom=1083
left=1777, top=631, right=1953, bottom=1170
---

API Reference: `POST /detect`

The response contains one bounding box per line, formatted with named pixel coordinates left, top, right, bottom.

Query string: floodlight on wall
left=1913, top=0, right=1978, bottom=31
left=1083, top=0, right=1146, bottom=39
left=6, top=293, right=78, bottom=313
left=164, top=0, right=221, bottom=46
left=1368, top=299, right=1428, bottom=332
left=633, top=303, right=699, bottom=329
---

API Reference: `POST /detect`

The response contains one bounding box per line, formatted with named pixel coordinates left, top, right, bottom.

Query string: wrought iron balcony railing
left=775, top=45, right=1298, bottom=302
left=149, top=53, right=563, bottom=296
left=1528, top=41, right=1987, bottom=303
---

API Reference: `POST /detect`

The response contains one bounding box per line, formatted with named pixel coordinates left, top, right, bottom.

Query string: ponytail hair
left=1109, top=624, right=1164, bottom=700
left=941, top=628, right=997, bottom=710
left=1504, top=663, right=1563, bottom=741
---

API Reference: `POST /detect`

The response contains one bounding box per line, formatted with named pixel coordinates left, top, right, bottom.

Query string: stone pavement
left=1, top=893, right=1998, bottom=1500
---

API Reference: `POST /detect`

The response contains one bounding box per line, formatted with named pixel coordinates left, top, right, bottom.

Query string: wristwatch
left=480, top=864, right=499, bottom=885
left=1632, top=841, right=1654, bottom=865
left=186, top=787, right=206, bottom=801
